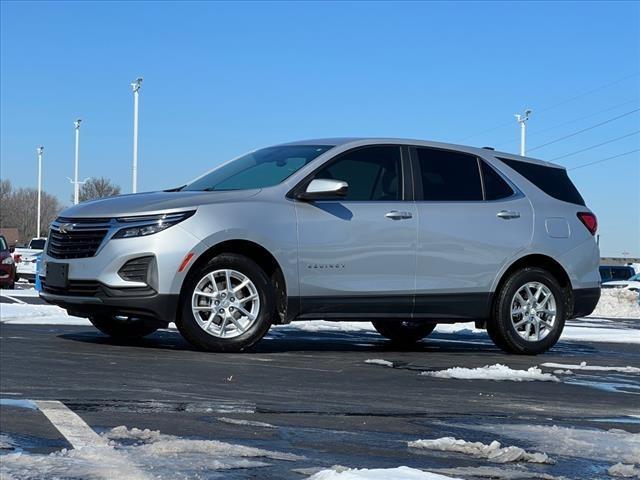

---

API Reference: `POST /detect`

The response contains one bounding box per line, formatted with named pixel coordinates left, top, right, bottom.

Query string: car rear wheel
left=176, top=254, right=275, bottom=352
left=89, top=314, right=159, bottom=339
left=372, top=320, right=436, bottom=344
left=487, top=267, right=566, bottom=355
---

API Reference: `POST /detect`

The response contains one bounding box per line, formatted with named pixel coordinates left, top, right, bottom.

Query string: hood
left=58, top=189, right=260, bottom=219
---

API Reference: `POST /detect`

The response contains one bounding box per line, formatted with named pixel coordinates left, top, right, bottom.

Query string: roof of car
left=278, top=137, right=563, bottom=168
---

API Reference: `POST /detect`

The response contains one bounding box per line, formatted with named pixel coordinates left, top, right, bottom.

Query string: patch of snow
left=462, top=424, right=640, bottom=464
left=609, top=463, right=640, bottom=478
left=0, top=288, right=38, bottom=297
left=216, top=417, right=276, bottom=428
left=591, top=289, right=640, bottom=319
left=421, top=364, right=560, bottom=382
left=429, top=466, right=568, bottom=479
left=0, top=425, right=302, bottom=479
left=553, top=369, right=573, bottom=375
left=408, top=437, right=553, bottom=464
left=0, top=303, right=90, bottom=325
left=306, top=466, right=462, bottom=480
left=364, top=359, right=394, bottom=367
left=0, top=434, right=15, bottom=450
left=541, top=361, right=640, bottom=374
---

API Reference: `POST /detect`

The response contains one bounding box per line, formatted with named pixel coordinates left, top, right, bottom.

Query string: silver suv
left=40, top=138, right=600, bottom=354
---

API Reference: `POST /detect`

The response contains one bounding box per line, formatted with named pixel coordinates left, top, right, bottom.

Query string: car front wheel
left=176, top=254, right=275, bottom=352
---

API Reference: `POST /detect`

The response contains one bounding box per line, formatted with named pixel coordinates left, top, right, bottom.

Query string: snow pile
left=408, top=437, right=553, bottom=464
left=364, top=359, right=394, bottom=367
left=609, top=463, right=640, bottom=478
left=306, top=466, right=462, bottom=480
left=541, top=361, right=640, bottom=374
left=421, top=364, right=560, bottom=382
left=0, top=425, right=302, bottom=479
left=217, top=417, right=276, bottom=428
left=465, top=424, right=640, bottom=464
left=0, top=303, right=89, bottom=325
left=591, top=289, right=640, bottom=319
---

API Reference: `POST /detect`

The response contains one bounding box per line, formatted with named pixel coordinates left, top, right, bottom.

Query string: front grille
left=47, top=217, right=111, bottom=259
left=118, top=256, right=153, bottom=283
left=42, top=280, right=101, bottom=296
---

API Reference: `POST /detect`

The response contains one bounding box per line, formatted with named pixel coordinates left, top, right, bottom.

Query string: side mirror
left=297, top=179, right=348, bottom=201
left=9, top=246, right=15, bottom=253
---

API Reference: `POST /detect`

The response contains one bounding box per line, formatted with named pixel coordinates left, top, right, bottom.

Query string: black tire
left=487, top=267, right=566, bottom=355
left=372, top=320, right=436, bottom=344
left=89, top=314, right=159, bottom=339
left=176, top=253, right=275, bottom=352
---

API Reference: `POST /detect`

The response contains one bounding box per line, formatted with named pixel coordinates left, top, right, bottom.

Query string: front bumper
left=40, top=282, right=178, bottom=324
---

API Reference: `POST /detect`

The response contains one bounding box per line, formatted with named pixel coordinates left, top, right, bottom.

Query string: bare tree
left=0, top=180, right=63, bottom=242
left=78, top=177, right=121, bottom=203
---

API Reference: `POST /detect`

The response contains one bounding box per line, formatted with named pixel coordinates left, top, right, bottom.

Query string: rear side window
left=314, top=146, right=402, bottom=201
left=415, top=148, right=483, bottom=201
left=498, top=157, right=585, bottom=206
left=0, top=236, right=7, bottom=251
left=481, top=161, right=514, bottom=200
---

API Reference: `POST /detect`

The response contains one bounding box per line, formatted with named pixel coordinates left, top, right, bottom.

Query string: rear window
left=30, top=239, right=46, bottom=250
left=498, top=157, right=585, bottom=206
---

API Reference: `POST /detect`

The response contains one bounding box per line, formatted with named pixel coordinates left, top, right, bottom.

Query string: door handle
left=385, top=210, right=413, bottom=220
left=497, top=210, right=520, bottom=220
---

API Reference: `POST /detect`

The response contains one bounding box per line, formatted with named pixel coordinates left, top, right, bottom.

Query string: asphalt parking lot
left=1, top=299, right=639, bottom=479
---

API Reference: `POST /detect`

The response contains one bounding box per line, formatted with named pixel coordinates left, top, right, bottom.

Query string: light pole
left=515, top=109, right=532, bottom=156
left=131, top=77, right=143, bottom=193
left=73, top=119, right=82, bottom=204
left=36, top=146, right=44, bottom=238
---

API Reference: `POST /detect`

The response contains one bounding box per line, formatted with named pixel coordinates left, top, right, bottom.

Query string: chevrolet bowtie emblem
left=59, top=223, right=74, bottom=234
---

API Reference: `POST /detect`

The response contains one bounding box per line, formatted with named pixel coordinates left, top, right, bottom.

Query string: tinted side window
left=481, top=161, right=514, bottom=200
left=0, top=236, right=6, bottom=251
left=416, top=148, right=482, bottom=201
left=498, top=157, right=585, bottom=206
left=314, top=146, right=402, bottom=201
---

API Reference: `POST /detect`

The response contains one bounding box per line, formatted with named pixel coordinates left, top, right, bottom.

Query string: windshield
left=183, top=145, right=333, bottom=192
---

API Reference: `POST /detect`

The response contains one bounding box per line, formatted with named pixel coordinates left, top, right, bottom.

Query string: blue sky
left=1, top=1, right=638, bottom=256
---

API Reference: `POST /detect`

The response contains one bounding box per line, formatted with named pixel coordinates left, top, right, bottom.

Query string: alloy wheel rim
left=191, top=269, right=260, bottom=339
left=510, top=281, right=557, bottom=342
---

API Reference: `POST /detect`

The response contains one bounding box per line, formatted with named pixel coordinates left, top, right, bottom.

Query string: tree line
left=0, top=178, right=121, bottom=243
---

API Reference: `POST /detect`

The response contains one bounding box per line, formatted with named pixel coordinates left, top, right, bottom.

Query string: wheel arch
left=179, top=239, right=289, bottom=324
left=486, top=253, right=574, bottom=327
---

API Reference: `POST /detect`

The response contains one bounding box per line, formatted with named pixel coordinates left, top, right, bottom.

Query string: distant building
left=600, top=257, right=640, bottom=266
left=0, top=228, right=19, bottom=246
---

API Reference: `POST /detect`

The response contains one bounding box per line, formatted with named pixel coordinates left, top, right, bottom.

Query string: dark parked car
left=599, top=265, right=636, bottom=283
left=0, top=235, right=17, bottom=289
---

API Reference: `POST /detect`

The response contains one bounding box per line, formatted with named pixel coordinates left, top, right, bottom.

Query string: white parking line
left=1, top=295, right=26, bottom=304
left=34, top=400, right=152, bottom=479
left=34, top=400, right=108, bottom=449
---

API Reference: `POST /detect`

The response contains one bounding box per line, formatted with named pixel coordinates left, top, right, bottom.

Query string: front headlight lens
left=1, top=256, right=14, bottom=265
left=113, top=210, right=196, bottom=239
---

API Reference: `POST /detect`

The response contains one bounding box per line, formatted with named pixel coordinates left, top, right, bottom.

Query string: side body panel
left=294, top=200, right=417, bottom=317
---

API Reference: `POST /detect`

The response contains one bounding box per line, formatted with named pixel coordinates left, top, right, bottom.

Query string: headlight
left=1, top=256, right=14, bottom=265
left=113, top=210, right=196, bottom=239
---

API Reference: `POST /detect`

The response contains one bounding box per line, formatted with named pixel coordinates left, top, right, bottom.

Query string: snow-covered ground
left=305, top=466, right=462, bottom=480
left=1, top=288, right=638, bottom=345
left=0, top=425, right=303, bottom=480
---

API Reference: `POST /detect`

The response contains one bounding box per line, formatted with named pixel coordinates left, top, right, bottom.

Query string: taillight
left=13, top=254, right=21, bottom=263
left=577, top=212, right=597, bottom=235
